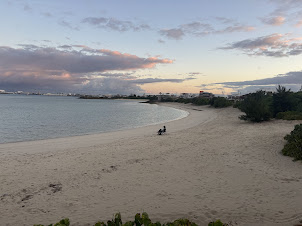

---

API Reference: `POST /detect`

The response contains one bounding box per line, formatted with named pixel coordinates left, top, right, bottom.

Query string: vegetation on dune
left=282, top=124, right=302, bottom=161
left=174, top=96, right=232, bottom=108
left=272, top=85, right=298, bottom=116
left=238, top=86, right=302, bottom=122
left=276, top=111, right=302, bottom=120
left=238, top=90, right=273, bottom=122
left=209, top=97, right=232, bottom=108
left=33, top=212, right=228, bottom=226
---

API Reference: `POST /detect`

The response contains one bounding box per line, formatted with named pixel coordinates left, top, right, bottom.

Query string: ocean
left=0, top=95, right=188, bottom=143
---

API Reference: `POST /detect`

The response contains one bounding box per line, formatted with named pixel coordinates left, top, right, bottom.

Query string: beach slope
left=0, top=103, right=302, bottom=226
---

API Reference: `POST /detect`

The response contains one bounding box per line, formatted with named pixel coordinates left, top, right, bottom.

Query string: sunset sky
left=1, top=0, right=302, bottom=95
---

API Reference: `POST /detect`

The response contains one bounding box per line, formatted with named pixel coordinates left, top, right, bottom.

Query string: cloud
left=159, top=28, right=185, bottom=40
left=132, top=77, right=195, bottom=84
left=188, top=72, right=205, bottom=77
left=0, top=45, right=173, bottom=94
left=42, top=12, right=52, bottom=17
left=220, top=33, right=302, bottom=57
left=216, top=71, right=302, bottom=87
left=58, top=20, right=79, bottom=31
left=213, top=70, right=302, bottom=94
left=80, top=77, right=144, bottom=95
left=82, top=17, right=150, bottom=32
left=269, top=0, right=302, bottom=14
left=266, top=0, right=302, bottom=26
left=260, top=16, right=286, bottom=26
left=159, top=20, right=255, bottom=40
left=158, top=39, right=165, bottom=44
left=295, top=19, right=302, bottom=27
left=23, top=3, right=32, bottom=12
left=215, top=17, right=236, bottom=24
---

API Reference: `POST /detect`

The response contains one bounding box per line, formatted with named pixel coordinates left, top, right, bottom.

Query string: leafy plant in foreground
left=282, top=124, right=302, bottom=161
left=208, top=220, right=229, bottom=226
left=34, top=212, right=227, bottom=226
left=34, top=218, right=70, bottom=226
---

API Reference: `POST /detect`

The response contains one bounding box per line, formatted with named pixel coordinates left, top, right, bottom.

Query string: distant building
left=227, top=95, right=241, bottom=100
left=156, top=93, right=177, bottom=101
left=179, top=93, right=198, bottom=99
left=199, top=91, right=214, bottom=99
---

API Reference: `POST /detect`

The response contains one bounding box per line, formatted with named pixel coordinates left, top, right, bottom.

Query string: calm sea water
left=0, top=95, right=188, bottom=143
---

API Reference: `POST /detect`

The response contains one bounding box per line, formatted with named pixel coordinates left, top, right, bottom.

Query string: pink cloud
left=220, top=33, right=302, bottom=57
left=261, top=16, right=286, bottom=26
left=295, top=20, right=302, bottom=27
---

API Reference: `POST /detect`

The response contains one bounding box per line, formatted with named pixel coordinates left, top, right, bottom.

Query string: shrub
left=175, top=98, right=192, bottom=104
left=232, top=100, right=242, bottom=109
left=273, top=85, right=298, bottom=116
left=208, top=220, right=228, bottom=226
left=33, top=212, right=228, bottom=226
left=210, top=97, right=232, bottom=108
left=282, top=124, right=302, bottom=161
left=239, top=90, right=272, bottom=122
left=276, top=111, right=302, bottom=120
left=34, top=218, right=70, bottom=226
left=191, top=97, right=209, bottom=106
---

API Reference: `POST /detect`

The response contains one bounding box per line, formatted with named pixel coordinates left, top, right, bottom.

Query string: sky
left=1, top=0, right=302, bottom=95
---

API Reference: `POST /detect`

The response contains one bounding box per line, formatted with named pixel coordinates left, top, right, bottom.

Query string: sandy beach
left=1, top=103, right=302, bottom=226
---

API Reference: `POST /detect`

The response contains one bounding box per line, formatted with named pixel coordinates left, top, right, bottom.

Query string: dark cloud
left=215, top=71, right=302, bottom=87
left=80, top=77, right=144, bottom=95
left=97, top=72, right=135, bottom=79
left=213, top=70, right=302, bottom=94
left=82, top=17, right=150, bottom=32
left=0, top=45, right=173, bottom=94
left=220, top=33, right=302, bottom=57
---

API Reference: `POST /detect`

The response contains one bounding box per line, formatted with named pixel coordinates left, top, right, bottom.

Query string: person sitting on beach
left=163, top=126, right=166, bottom=133
left=158, top=129, right=162, bottom=135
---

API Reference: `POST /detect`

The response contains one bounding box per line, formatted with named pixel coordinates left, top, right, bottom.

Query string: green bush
left=239, top=90, right=272, bottom=122
left=282, top=124, right=302, bottom=161
left=208, top=220, right=228, bottom=226
left=175, top=98, right=192, bottom=104
left=34, top=212, right=228, bottom=226
left=34, top=218, right=70, bottom=226
left=276, top=111, right=302, bottom=120
left=210, top=97, right=232, bottom=108
left=273, top=85, right=298, bottom=116
left=191, top=97, right=209, bottom=106
left=232, top=100, right=242, bottom=109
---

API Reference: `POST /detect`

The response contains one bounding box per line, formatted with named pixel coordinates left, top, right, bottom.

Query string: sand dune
left=0, top=103, right=302, bottom=226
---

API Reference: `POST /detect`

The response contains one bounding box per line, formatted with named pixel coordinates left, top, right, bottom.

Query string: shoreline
left=0, top=103, right=216, bottom=156
left=0, top=100, right=188, bottom=146
left=0, top=102, right=189, bottom=146
left=1, top=103, right=302, bottom=226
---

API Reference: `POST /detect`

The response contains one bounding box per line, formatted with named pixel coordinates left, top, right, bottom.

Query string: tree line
left=237, top=85, right=302, bottom=122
